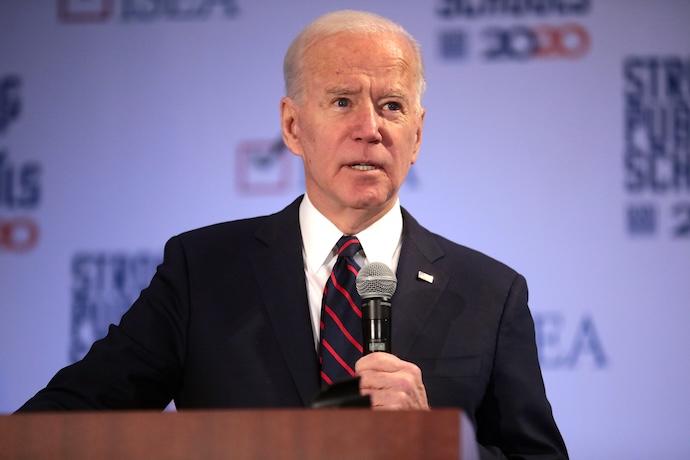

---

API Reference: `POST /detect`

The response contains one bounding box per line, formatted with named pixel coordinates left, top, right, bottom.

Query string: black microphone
left=356, top=262, right=397, bottom=354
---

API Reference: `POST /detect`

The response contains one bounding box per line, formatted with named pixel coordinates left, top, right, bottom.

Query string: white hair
left=283, top=10, right=426, bottom=106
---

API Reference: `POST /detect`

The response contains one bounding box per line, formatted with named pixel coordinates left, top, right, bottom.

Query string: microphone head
left=356, top=262, right=397, bottom=300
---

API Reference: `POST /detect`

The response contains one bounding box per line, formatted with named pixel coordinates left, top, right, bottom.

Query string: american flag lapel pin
left=417, top=271, right=434, bottom=284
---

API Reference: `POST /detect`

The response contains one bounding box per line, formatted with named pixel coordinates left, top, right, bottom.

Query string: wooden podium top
left=1, top=409, right=477, bottom=459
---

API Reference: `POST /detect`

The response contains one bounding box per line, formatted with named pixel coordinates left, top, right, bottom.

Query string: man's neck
left=309, top=198, right=397, bottom=235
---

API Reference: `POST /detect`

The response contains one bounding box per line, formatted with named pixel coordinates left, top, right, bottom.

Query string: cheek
left=302, top=121, right=328, bottom=153
left=392, top=134, right=417, bottom=164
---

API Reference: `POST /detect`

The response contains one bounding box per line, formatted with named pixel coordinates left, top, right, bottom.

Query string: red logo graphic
left=533, top=23, right=590, bottom=58
left=235, top=139, right=294, bottom=195
left=0, top=216, right=39, bottom=252
left=484, top=23, right=590, bottom=60
left=57, top=0, right=114, bottom=23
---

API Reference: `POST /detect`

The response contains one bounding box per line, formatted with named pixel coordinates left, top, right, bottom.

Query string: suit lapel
left=392, top=209, right=449, bottom=358
left=246, top=201, right=449, bottom=403
left=250, top=197, right=320, bottom=406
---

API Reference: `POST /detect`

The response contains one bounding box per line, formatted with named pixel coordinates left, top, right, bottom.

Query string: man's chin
left=341, top=193, right=395, bottom=213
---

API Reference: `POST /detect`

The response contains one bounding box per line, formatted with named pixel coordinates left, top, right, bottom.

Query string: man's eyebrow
left=325, top=87, right=410, bottom=99
left=325, top=86, right=360, bottom=96
left=381, top=91, right=408, bottom=100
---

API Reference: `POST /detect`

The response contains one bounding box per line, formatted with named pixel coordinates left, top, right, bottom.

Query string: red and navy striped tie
left=319, top=235, right=363, bottom=387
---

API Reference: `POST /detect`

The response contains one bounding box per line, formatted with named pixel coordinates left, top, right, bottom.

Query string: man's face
left=281, top=32, right=425, bottom=224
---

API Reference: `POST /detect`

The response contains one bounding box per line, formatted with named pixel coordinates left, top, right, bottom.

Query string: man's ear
left=410, top=107, right=425, bottom=165
left=280, top=97, right=303, bottom=157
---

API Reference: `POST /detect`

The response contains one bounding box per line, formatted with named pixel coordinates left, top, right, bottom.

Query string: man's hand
left=355, top=352, right=430, bottom=410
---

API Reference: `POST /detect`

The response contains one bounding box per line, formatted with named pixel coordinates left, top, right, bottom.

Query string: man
left=18, top=10, right=568, bottom=460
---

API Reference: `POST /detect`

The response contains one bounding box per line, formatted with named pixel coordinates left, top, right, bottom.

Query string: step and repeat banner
left=1, top=1, right=688, bottom=458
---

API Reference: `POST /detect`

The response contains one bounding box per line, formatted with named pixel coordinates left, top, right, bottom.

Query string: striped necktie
left=319, top=235, right=363, bottom=387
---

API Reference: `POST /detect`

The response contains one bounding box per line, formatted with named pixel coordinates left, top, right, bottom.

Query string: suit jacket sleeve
left=474, top=274, right=568, bottom=460
left=16, top=235, right=190, bottom=411
left=17, top=198, right=316, bottom=411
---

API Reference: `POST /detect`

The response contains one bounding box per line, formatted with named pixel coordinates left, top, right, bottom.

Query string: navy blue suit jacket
left=19, top=196, right=567, bottom=459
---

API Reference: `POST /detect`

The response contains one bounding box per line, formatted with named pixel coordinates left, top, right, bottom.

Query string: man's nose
left=351, top=102, right=382, bottom=144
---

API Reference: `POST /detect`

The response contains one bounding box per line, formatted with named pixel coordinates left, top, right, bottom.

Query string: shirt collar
left=299, top=194, right=403, bottom=273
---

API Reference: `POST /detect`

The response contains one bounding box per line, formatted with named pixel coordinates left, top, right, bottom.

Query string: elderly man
left=18, top=10, right=568, bottom=460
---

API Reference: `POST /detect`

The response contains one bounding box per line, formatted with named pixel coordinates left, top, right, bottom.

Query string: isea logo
left=534, top=313, right=608, bottom=369
left=70, top=251, right=161, bottom=361
left=57, top=0, right=240, bottom=24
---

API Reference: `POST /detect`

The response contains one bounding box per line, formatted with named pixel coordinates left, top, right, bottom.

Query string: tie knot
left=336, top=235, right=361, bottom=259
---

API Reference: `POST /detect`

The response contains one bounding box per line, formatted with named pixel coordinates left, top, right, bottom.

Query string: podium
left=0, top=409, right=478, bottom=459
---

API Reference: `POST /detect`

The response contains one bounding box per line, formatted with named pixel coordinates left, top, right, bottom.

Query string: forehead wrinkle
left=319, top=59, right=414, bottom=90
left=308, top=33, right=413, bottom=72
left=302, top=33, right=420, bottom=104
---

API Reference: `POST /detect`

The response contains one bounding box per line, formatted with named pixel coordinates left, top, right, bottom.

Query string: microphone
left=356, top=262, right=397, bottom=354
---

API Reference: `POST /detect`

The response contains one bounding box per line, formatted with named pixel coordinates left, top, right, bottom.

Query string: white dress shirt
left=299, top=194, right=403, bottom=348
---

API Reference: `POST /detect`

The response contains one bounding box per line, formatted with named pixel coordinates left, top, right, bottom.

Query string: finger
left=358, top=367, right=419, bottom=393
left=364, top=389, right=410, bottom=410
left=362, top=387, right=429, bottom=410
left=355, top=352, right=410, bottom=374
left=358, top=369, right=429, bottom=409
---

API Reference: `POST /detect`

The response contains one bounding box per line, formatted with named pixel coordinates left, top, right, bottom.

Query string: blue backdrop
left=1, top=1, right=689, bottom=459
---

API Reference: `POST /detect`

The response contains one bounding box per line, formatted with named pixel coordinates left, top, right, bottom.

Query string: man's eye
left=384, top=101, right=401, bottom=111
left=336, top=98, right=349, bottom=107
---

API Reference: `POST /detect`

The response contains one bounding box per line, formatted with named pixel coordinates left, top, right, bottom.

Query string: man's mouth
left=350, top=163, right=377, bottom=171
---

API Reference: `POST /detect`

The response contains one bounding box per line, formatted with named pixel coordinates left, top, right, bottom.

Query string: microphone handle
left=362, top=297, right=391, bottom=354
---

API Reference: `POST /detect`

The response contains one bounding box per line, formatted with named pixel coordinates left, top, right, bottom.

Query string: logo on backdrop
left=0, top=75, right=21, bottom=134
left=436, top=0, right=591, bottom=18
left=435, top=0, right=591, bottom=62
left=234, top=135, right=420, bottom=196
left=70, top=251, right=161, bottom=361
left=0, top=75, right=43, bottom=253
left=623, top=56, right=690, bottom=238
left=534, top=312, right=608, bottom=369
left=57, top=0, right=240, bottom=24
left=235, top=136, right=298, bottom=195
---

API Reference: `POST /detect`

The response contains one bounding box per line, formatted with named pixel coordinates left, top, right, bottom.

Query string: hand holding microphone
left=355, top=262, right=430, bottom=410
